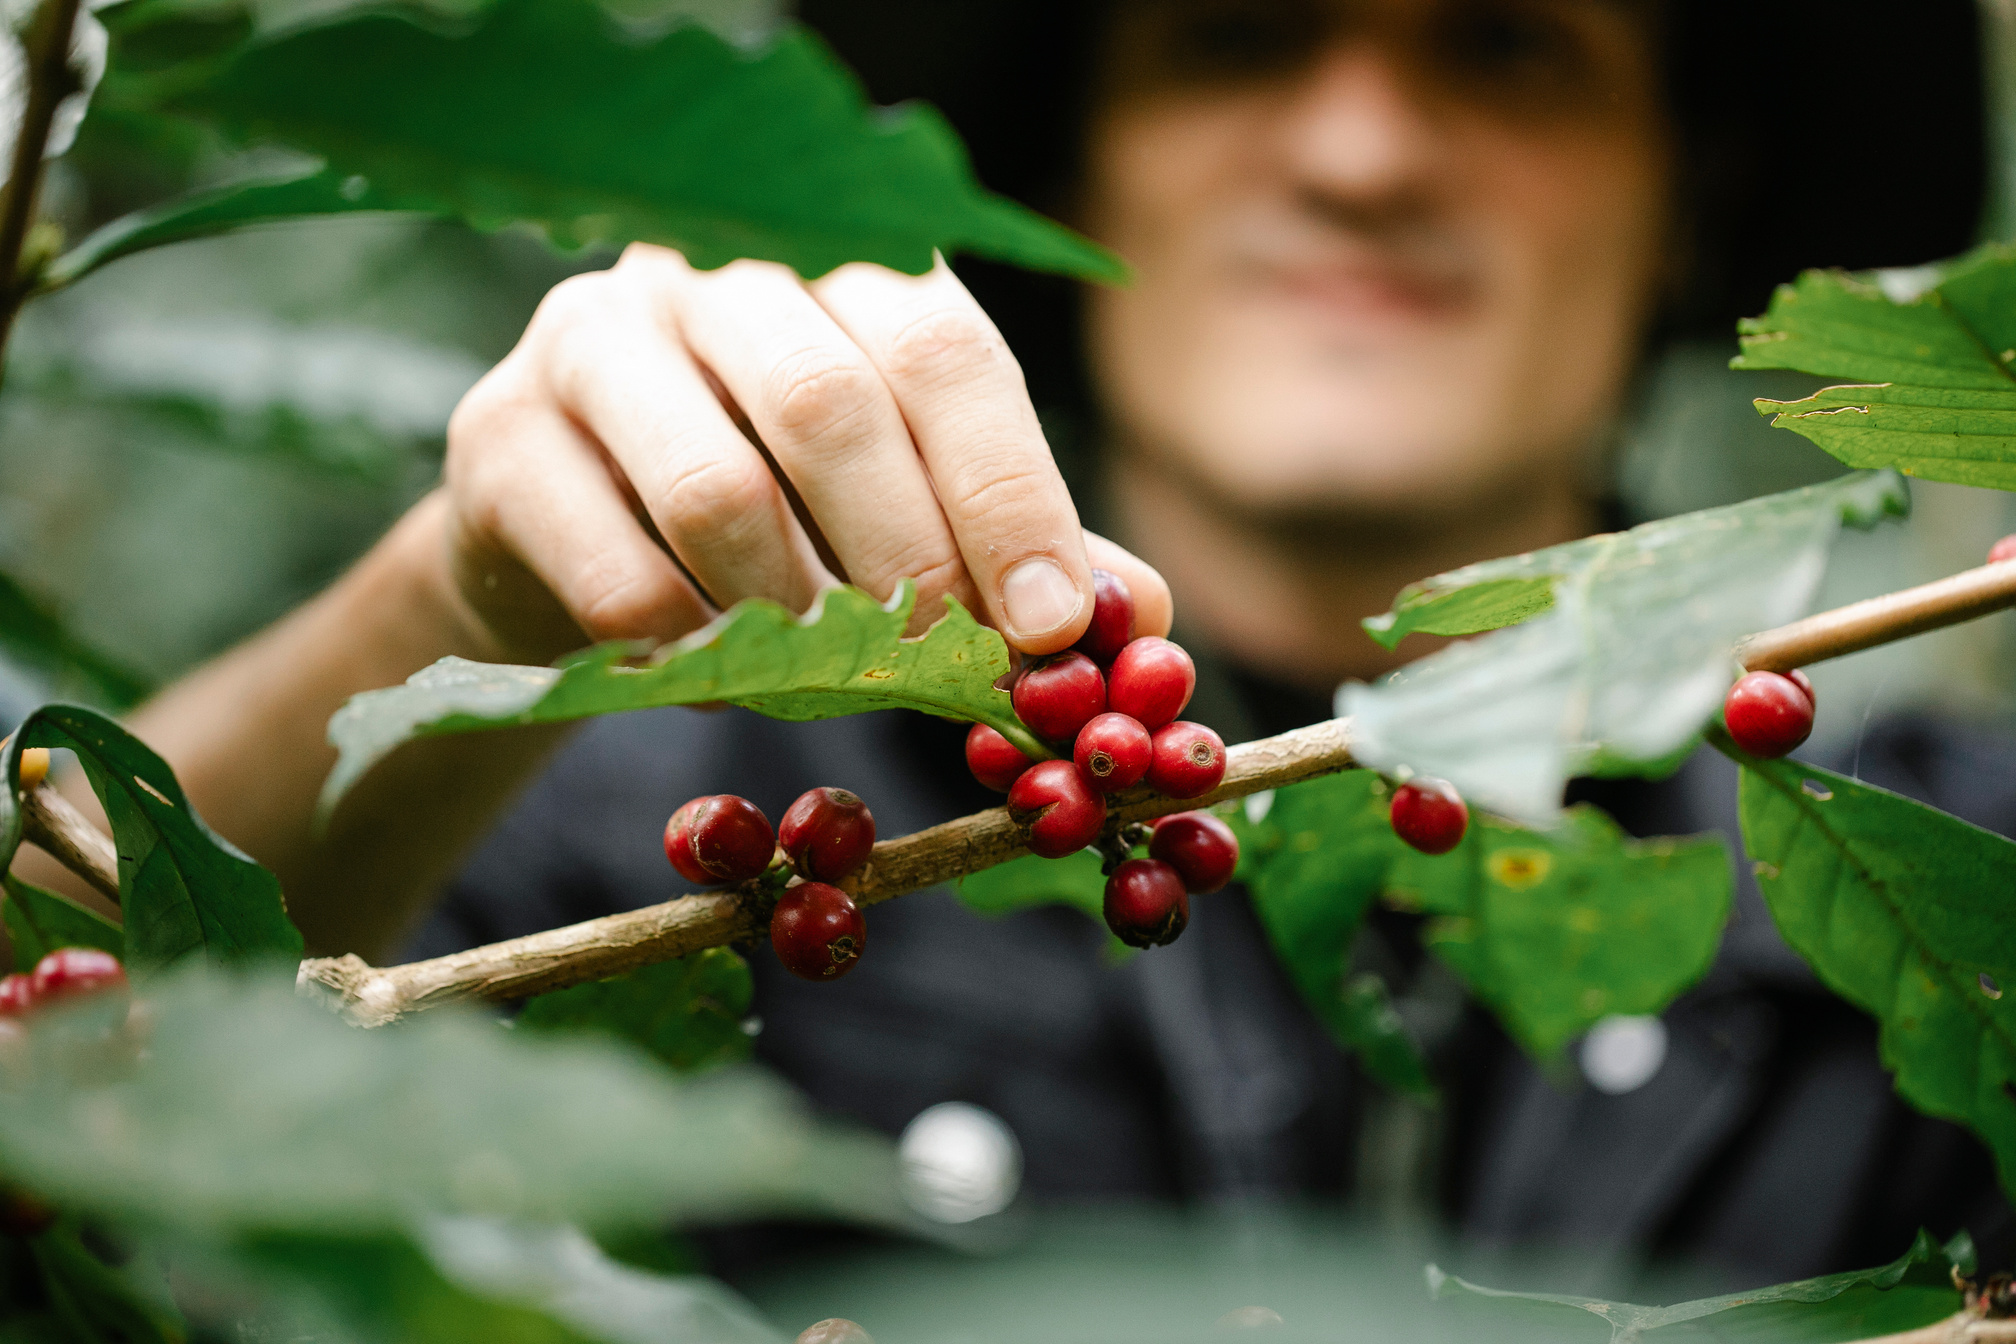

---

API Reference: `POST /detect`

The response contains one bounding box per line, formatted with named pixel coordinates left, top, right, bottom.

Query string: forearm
left=76, top=492, right=568, bottom=959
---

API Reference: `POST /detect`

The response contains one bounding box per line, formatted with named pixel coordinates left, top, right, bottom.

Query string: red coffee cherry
left=664, top=795, right=775, bottom=886
left=1150, top=812, right=1239, bottom=894
left=1011, top=651, right=1107, bottom=745
left=1989, top=533, right=2016, bottom=565
left=1390, top=778, right=1468, bottom=855
left=1007, top=759, right=1108, bottom=858
left=1724, top=670, right=1816, bottom=759
left=1106, top=637, right=1195, bottom=731
left=1786, top=668, right=1814, bottom=704
left=1073, top=712, right=1152, bottom=793
left=770, top=882, right=866, bottom=982
left=1072, top=568, right=1137, bottom=665
left=965, top=723, right=1034, bottom=793
left=779, top=787, right=876, bottom=882
left=1103, top=858, right=1190, bottom=948
left=1146, top=721, right=1225, bottom=799
left=0, top=975, right=35, bottom=1017
left=29, top=948, right=125, bottom=1007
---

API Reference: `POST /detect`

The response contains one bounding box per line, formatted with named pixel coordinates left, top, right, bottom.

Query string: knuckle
left=530, top=270, right=616, bottom=336
left=657, top=457, right=774, bottom=547
left=881, top=545, right=969, bottom=601
left=952, top=455, right=1056, bottom=529
left=446, top=370, right=537, bottom=471
left=761, top=348, right=882, bottom=444
left=572, top=562, right=687, bottom=643
left=881, top=307, right=1009, bottom=389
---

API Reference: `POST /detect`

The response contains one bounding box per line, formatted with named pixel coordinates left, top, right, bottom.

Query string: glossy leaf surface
left=1343, top=472, right=1906, bottom=823
left=67, top=0, right=1121, bottom=287
left=518, top=948, right=754, bottom=1075
left=0, top=704, right=300, bottom=973
left=323, top=582, right=1033, bottom=817
left=1738, top=755, right=2016, bottom=1196
left=1734, top=244, right=2016, bottom=489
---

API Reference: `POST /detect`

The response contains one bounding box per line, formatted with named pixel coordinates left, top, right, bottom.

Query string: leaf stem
left=0, top=0, right=81, bottom=373
left=1734, top=555, right=2016, bottom=673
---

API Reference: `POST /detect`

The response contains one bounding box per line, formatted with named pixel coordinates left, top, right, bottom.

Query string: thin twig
left=1735, top=556, right=2016, bottom=673
left=0, top=0, right=82, bottom=369
left=20, top=783, right=118, bottom=905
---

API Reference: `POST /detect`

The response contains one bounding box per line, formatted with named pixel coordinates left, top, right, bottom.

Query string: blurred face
left=1082, top=0, right=1673, bottom=516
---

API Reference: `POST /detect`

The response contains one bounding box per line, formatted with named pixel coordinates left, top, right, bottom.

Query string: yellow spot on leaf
left=1488, top=849, right=1552, bottom=889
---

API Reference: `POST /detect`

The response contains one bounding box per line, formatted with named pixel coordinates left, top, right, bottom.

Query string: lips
left=1229, top=215, right=1482, bottom=320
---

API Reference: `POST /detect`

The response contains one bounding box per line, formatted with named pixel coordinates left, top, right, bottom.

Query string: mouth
left=1230, top=219, right=1481, bottom=323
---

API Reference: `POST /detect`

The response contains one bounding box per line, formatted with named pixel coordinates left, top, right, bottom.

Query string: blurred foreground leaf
left=1738, top=755, right=2016, bottom=1198
left=518, top=948, right=754, bottom=1075
left=322, top=582, right=1033, bottom=817
left=1734, top=244, right=2016, bottom=489
left=2, top=874, right=122, bottom=971
left=0, top=705, right=300, bottom=973
left=0, top=568, right=150, bottom=710
left=1427, top=1227, right=1966, bottom=1342
left=1342, top=471, right=1906, bottom=823
left=65, top=0, right=1122, bottom=286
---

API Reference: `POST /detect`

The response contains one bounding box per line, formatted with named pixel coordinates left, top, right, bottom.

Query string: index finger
left=809, top=260, right=1093, bottom=655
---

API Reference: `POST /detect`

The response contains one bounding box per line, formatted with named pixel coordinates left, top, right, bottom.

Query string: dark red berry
left=779, top=787, right=876, bottom=882
left=1106, top=637, right=1195, bottom=731
left=1724, top=670, right=1816, bottom=759
left=1146, top=721, right=1225, bottom=799
left=1390, top=778, right=1468, bottom=855
left=1012, top=652, right=1107, bottom=745
left=1990, top=534, right=2016, bottom=565
left=1103, top=859, right=1189, bottom=948
left=1150, top=812, right=1239, bottom=894
left=1072, top=568, right=1137, bottom=665
left=29, top=948, right=125, bottom=1007
left=664, top=795, right=775, bottom=886
left=0, top=975, right=34, bottom=1017
left=1007, top=759, right=1108, bottom=858
left=0, top=1187, right=54, bottom=1238
left=1073, top=712, right=1152, bottom=793
left=770, top=882, right=866, bottom=982
left=965, top=723, right=1035, bottom=793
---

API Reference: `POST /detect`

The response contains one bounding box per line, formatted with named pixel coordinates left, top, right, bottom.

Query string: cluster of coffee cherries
left=665, top=788, right=876, bottom=983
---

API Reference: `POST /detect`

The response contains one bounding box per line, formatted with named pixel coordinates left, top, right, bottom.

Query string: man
left=35, top=0, right=2008, bottom=1288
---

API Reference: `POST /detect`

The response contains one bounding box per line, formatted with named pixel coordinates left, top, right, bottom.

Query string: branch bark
left=20, top=782, right=118, bottom=905
left=1735, top=555, right=2016, bottom=673
left=0, top=0, right=83, bottom=366
left=1848, top=1313, right=2016, bottom=1344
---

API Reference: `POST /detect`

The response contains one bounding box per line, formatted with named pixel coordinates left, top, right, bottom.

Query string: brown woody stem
left=1735, top=555, right=2016, bottom=673
left=1847, top=1312, right=2016, bottom=1344
left=20, top=783, right=118, bottom=905
left=0, top=0, right=82, bottom=369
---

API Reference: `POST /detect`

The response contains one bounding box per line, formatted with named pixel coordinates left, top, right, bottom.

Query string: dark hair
left=799, top=0, right=1987, bottom=412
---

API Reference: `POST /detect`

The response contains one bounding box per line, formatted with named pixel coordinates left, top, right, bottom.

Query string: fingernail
left=1001, top=557, right=1084, bottom=641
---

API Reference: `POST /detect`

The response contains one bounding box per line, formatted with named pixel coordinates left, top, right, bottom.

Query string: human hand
left=440, top=244, right=1171, bottom=664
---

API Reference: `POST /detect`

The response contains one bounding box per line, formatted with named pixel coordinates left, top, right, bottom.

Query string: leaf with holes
left=1386, top=807, right=1731, bottom=1059
left=0, top=705, right=300, bottom=973
left=1342, top=471, right=1906, bottom=823
left=1733, top=243, right=2016, bottom=489
left=2, top=875, right=122, bottom=972
left=517, top=949, right=753, bottom=1076
left=63, top=0, right=1121, bottom=289
left=322, top=581, right=1033, bottom=818
left=1738, top=755, right=2016, bottom=1197
left=1426, top=1228, right=1967, bottom=1343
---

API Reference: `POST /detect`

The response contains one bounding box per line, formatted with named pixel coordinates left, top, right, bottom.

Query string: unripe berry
left=770, top=882, right=866, bottom=982
left=779, top=787, right=876, bottom=882
left=1990, top=533, right=2016, bottom=565
left=12, top=746, right=47, bottom=790
left=664, top=795, right=775, bottom=886
left=29, top=948, right=126, bottom=1007
left=1150, top=812, right=1239, bottom=894
left=965, top=723, right=1035, bottom=793
left=1073, top=712, right=1152, bottom=793
left=1390, top=778, right=1468, bottom=855
left=1007, top=759, right=1108, bottom=858
left=1011, top=652, right=1107, bottom=745
left=1146, top=721, right=1225, bottom=799
left=1723, top=670, right=1816, bottom=759
left=0, top=975, right=34, bottom=1017
left=1072, top=568, right=1136, bottom=665
left=1106, top=637, right=1195, bottom=731
left=1103, top=859, right=1189, bottom=948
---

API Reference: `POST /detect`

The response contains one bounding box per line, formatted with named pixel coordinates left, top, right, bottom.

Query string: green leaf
left=957, top=848, right=1106, bottom=925
left=30, top=1221, right=186, bottom=1344
left=517, top=948, right=754, bottom=1075
left=1426, top=1227, right=1965, bottom=1342
left=1736, top=755, right=2016, bottom=1198
left=1233, top=774, right=1434, bottom=1099
left=1734, top=244, right=2016, bottom=489
left=1388, top=808, right=1731, bottom=1059
left=0, top=568, right=151, bottom=709
left=321, top=582, right=1036, bottom=819
left=1341, top=471, right=1907, bottom=823
left=1, top=876, right=122, bottom=972
left=0, top=704, right=301, bottom=974
left=0, top=967, right=912, bottom=1238
left=66, top=1, right=1123, bottom=288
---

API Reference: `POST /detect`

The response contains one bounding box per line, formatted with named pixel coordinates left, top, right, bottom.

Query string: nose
left=1276, top=39, right=1445, bottom=209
